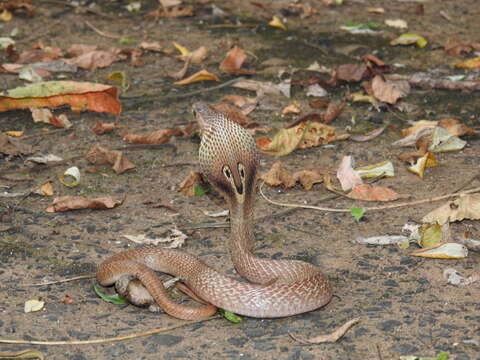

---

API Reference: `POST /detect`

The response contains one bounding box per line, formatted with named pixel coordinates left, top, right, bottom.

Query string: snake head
left=193, top=102, right=258, bottom=204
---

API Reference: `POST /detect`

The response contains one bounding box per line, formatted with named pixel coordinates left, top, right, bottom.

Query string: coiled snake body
left=96, top=102, right=332, bottom=320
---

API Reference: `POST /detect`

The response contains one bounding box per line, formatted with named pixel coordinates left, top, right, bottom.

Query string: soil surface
left=1, top=1, right=479, bottom=360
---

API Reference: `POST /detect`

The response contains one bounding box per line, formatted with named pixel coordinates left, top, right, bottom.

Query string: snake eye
left=223, top=166, right=232, bottom=179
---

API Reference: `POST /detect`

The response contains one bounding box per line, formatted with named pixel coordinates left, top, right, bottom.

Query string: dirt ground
left=1, top=1, right=479, bottom=359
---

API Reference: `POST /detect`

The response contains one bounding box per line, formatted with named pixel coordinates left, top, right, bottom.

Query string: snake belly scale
left=96, top=102, right=332, bottom=320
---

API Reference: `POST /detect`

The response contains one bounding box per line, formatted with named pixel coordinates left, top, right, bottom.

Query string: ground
left=0, top=1, right=479, bottom=359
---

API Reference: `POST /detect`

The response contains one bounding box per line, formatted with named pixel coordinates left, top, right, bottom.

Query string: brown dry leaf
left=371, top=75, right=410, bottom=104
left=334, top=63, right=368, bottom=82
left=173, top=69, right=220, bottom=85
left=336, top=155, right=363, bottom=191
left=139, top=41, right=164, bottom=52
left=92, top=121, right=119, bottom=135
left=177, top=46, right=208, bottom=64
left=65, top=50, right=121, bottom=70
left=219, top=46, right=253, bottom=75
left=168, top=59, right=190, bottom=79
left=178, top=171, right=203, bottom=196
left=85, top=145, right=135, bottom=174
left=347, top=184, right=405, bottom=202
left=121, top=128, right=182, bottom=144
left=290, top=318, right=360, bottom=344
left=282, top=101, right=301, bottom=115
left=444, top=39, right=480, bottom=57
left=323, top=101, right=345, bottom=124
left=212, top=103, right=258, bottom=128
left=33, top=181, right=54, bottom=196
left=0, top=133, right=34, bottom=155
left=17, top=45, right=63, bottom=64
left=30, top=108, right=72, bottom=128
left=220, top=95, right=257, bottom=115
left=438, top=117, right=476, bottom=136
left=149, top=3, right=194, bottom=18
left=260, top=161, right=296, bottom=188
left=454, top=57, right=480, bottom=69
left=401, top=120, right=437, bottom=137
left=46, top=196, right=123, bottom=213
left=257, top=121, right=347, bottom=156
left=422, top=194, right=480, bottom=225
left=294, top=169, right=325, bottom=190
left=67, top=44, right=98, bottom=57
left=0, top=81, right=121, bottom=115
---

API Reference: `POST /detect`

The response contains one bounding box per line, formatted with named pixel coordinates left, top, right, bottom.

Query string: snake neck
left=228, top=192, right=256, bottom=267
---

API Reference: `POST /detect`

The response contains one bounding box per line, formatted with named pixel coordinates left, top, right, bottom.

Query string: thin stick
left=21, top=128, right=73, bottom=140
left=25, top=274, right=95, bottom=287
left=85, top=21, right=122, bottom=39
left=259, top=182, right=480, bottom=213
left=0, top=316, right=219, bottom=345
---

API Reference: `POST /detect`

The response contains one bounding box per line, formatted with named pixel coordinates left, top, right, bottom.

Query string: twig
left=22, top=128, right=73, bottom=140
left=290, top=318, right=360, bottom=344
left=0, top=316, right=220, bottom=345
left=85, top=21, right=122, bottom=39
left=259, top=182, right=480, bottom=213
left=121, top=77, right=245, bottom=108
left=24, top=274, right=94, bottom=287
left=207, top=23, right=258, bottom=28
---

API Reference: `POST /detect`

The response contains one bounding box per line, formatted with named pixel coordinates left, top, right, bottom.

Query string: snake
left=96, top=102, right=332, bottom=320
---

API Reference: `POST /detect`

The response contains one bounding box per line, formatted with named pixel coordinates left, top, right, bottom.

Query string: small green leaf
left=92, top=282, right=127, bottom=305
left=350, top=206, right=365, bottom=222
left=194, top=184, right=207, bottom=196
left=119, top=37, right=136, bottom=45
left=436, top=352, right=449, bottom=360
left=219, top=309, right=242, bottom=323
left=107, top=71, right=129, bottom=91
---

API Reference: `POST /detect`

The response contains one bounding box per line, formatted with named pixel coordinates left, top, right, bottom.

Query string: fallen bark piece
left=290, top=318, right=361, bottom=344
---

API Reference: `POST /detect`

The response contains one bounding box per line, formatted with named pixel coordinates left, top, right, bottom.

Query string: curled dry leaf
left=407, top=152, right=439, bottom=178
left=350, top=126, right=385, bottom=142
left=282, top=101, right=301, bottom=115
left=410, top=243, right=468, bottom=259
left=219, top=46, right=252, bottom=75
left=123, top=229, right=187, bottom=248
left=213, top=103, right=258, bottom=128
left=347, top=184, right=405, bottom=202
left=67, top=44, right=98, bottom=57
left=290, top=318, right=360, bottom=344
left=173, top=69, right=220, bottom=85
left=268, top=15, right=287, bottom=31
left=178, top=171, right=203, bottom=196
left=438, top=117, right=476, bottom=136
left=30, top=108, right=72, bottom=128
left=92, top=121, right=119, bottom=135
left=46, top=196, right=123, bottom=213
left=422, top=194, right=480, bottom=225
left=177, top=46, right=208, bottom=64
left=390, top=32, right=427, bottom=48
left=401, top=120, right=437, bottom=137
left=0, top=81, right=121, bottom=115
left=336, top=155, right=363, bottom=192
left=86, top=145, right=135, bottom=174
left=33, top=181, right=54, bottom=196
left=260, top=161, right=296, bottom=188
left=65, top=50, right=121, bottom=70
left=257, top=121, right=347, bottom=156
left=455, top=57, right=480, bottom=69
left=220, top=95, right=257, bottom=115
left=428, top=126, right=466, bottom=152
left=139, top=41, right=164, bottom=52
left=371, top=75, right=410, bottom=104
left=121, top=128, right=182, bottom=144
left=323, top=101, right=346, bottom=124
left=334, top=63, right=368, bottom=83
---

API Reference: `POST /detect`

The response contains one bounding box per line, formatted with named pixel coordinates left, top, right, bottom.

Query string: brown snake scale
left=96, top=102, right=332, bottom=320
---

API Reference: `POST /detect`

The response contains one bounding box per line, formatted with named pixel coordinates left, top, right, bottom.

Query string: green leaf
left=92, top=282, right=127, bottom=305
left=119, top=37, right=136, bottom=45
left=350, top=206, right=365, bottom=222
left=436, top=352, right=449, bottom=360
left=219, top=309, right=242, bottom=323
left=194, top=184, right=207, bottom=196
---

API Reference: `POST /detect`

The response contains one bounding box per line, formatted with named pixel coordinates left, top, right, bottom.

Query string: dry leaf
left=334, top=63, right=368, bottom=82
left=438, top=117, right=476, bottom=137
left=123, top=229, right=187, bottom=248
left=33, top=181, right=54, bottom=196
left=407, top=152, right=439, bottom=178
left=371, top=75, right=410, bottom=104
left=139, top=41, right=163, bottom=52
left=422, top=194, right=480, bottom=225
left=401, top=120, right=437, bottom=137
left=25, top=299, right=45, bottom=313
left=336, top=156, right=363, bottom=191
left=268, top=15, right=287, bottom=30
left=290, top=318, right=360, bottom=344
left=410, top=243, right=468, bottom=259
left=219, top=46, right=252, bottom=74
left=178, top=171, right=203, bottom=196
left=92, top=121, right=119, bottom=135
left=66, top=50, right=121, bottom=70
left=121, top=128, right=182, bottom=144
left=350, top=126, right=385, bottom=142
left=67, top=44, right=98, bottom=57
left=46, top=196, right=123, bottom=213
left=455, top=57, right=480, bottom=69
left=173, top=69, right=220, bottom=85
left=282, top=101, right=301, bottom=115
left=30, top=108, right=72, bottom=128
left=220, top=95, right=257, bottom=115
left=85, top=145, right=135, bottom=174
left=347, top=184, right=405, bottom=202
left=428, top=126, right=466, bottom=152
left=177, top=46, right=208, bottom=64
left=260, top=161, right=296, bottom=188
left=294, top=169, right=325, bottom=190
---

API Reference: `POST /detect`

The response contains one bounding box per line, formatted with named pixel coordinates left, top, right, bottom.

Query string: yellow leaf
left=407, top=152, right=439, bottom=178
left=4, top=130, right=24, bottom=137
left=390, top=32, right=427, bottom=48
left=410, top=243, right=468, bottom=259
left=455, top=57, right=480, bottom=69
left=173, top=69, right=220, bottom=85
left=172, top=41, right=189, bottom=55
left=268, top=16, right=287, bottom=31
left=0, top=9, right=12, bottom=22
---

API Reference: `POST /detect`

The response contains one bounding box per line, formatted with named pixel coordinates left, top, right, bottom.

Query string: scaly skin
left=96, top=102, right=332, bottom=320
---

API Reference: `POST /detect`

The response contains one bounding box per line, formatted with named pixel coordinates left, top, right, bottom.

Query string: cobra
left=96, top=102, right=332, bottom=320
